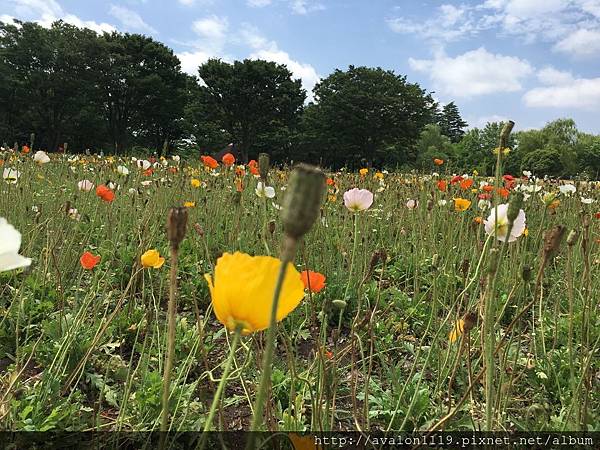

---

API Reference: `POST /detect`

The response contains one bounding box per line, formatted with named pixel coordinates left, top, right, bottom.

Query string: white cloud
left=178, top=0, right=216, bottom=5
left=108, top=5, right=156, bottom=34
left=290, top=0, right=325, bottom=15
left=409, top=47, right=534, bottom=98
left=5, top=0, right=115, bottom=33
left=537, top=67, right=575, bottom=85
left=554, top=28, right=600, bottom=58
left=524, top=76, right=600, bottom=110
left=469, top=114, right=510, bottom=128
left=1, top=14, right=16, bottom=23
left=191, top=15, right=229, bottom=53
left=247, top=0, right=272, bottom=7
left=177, top=50, right=215, bottom=75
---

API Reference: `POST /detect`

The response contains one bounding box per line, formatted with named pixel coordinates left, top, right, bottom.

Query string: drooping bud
left=167, top=207, right=188, bottom=251
left=542, top=225, right=566, bottom=259
left=332, top=299, right=347, bottom=309
left=258, top=153, right=270, bottom=181
left=521, top=264, right=532, bottom=282
left=487, top=248, right=499, bottom=274
left=193, top=223, right=205, bottom=238
left=268, top=220, right=276, bottom=235
left=507, top=192, right=524, bottom=222
left=281, top=163, right=326, bottom=241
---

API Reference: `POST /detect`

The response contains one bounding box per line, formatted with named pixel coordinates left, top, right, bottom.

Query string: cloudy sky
left=2, top=0, right=600, bottom=133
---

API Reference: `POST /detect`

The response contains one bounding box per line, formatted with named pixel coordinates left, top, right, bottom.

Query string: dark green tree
left=197, top=58, right=306, bottom=162
left=415, top=124, right=454, bottom=169
left=298, top=65, right=436, bottom=168
left=437, top=102, right=468, bottom=143
left=453, top=122, right=514, bottom=174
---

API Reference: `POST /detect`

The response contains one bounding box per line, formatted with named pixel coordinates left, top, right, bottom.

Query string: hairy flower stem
left=246, top=236, right=297, bottom=448
left=338, top=214, right=360, bottom=333
left=160, top=245, right=179, bottom=433
left=199, top=325, right=242, bottom=447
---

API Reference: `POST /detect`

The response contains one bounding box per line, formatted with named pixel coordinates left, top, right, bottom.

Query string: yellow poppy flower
left=204, top=252, right=305, bottom=334
left=454, top=198, right=472, bottom=212
left=359, top=168, right=368, bottom=176
left=191, top=178, right=201, bottom=188
left=449, top=319, right=465, bottom=343
left=184, top=201, right=196, bottom=208
left=141, top=249, right=165, bottom=269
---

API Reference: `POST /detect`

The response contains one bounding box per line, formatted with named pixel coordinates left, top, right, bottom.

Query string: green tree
left=197, top=58, right=306, bottom=162
left=415, top=124, right=454, bottom=169
left=437, top=102, right=468, bottom=143
left=454, top=122, right=514, bottom=175
left=298, top=65, right=436, bottom=168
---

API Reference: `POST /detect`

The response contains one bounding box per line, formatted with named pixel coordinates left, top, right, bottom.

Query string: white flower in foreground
left=438, top=199, right=448, bottom=207
left=3, top=168, right=20, bottom=184
left=33, top=150, right=50, bottom=164
left=137, top=159, right=151, bottom=170
left=484, top=204, right=526, bottom=243
left=117, top=165, right=130, bottom=175
left=0, top=218, right=31, bottom=272
left=580, top=197, right=595, bottom=204
left=559, top=184, right=576, bottom=195
left=343, top=188, right=373, bottom=212
left=255, top=182, right=275, bottom=198
left=77, top=180, right=94, bottom=192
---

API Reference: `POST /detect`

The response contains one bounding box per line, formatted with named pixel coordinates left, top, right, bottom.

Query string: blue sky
left=2, top=0, right=600, bottom=133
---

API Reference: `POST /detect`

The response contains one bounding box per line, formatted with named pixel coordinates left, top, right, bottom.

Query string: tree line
left=1, top=20, right=598, bottom=177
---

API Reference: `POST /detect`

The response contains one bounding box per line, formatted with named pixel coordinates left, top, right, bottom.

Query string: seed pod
left=281, top=163, right=326, bottom=241
left=258, top=153, right=270, bottom=181
left=167, top=207, right=188, bottom=250
left=543, top=225, right=566, bottom=258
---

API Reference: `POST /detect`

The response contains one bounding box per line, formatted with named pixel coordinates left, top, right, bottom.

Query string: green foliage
left=437, top=102, right=468, bottom=143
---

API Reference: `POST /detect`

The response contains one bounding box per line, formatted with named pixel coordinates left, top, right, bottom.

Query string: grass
left=0, top=151, right=599, bottom=434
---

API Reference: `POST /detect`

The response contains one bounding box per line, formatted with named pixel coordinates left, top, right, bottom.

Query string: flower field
left=1, top=145, right=599, bottom=437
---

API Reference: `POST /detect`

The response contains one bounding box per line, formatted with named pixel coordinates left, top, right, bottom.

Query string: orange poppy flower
left=80, top=251, right=101, bottom=270
left=249, top=165, right=259, bottom=176
left=450, top=175, right=463, bottom=184
left=235, top=166, right=245, bottom=177
left=22, top=145, right=30, bottom=154
left=595, top=212, right=600, bottom=219
left=326, top=177, right=335, bottom=186
left=169, top=167, right=178, bottom=174
left=474, top=216, right=483, bottom=224
left=96, top=184, right=115, bottom=202
left=497, top=187, right=510, bottom=199
left=482, top=185, right=494, bottom=193
left=460, top=178, right=474, bottom=190
left=300, top=270, right=326, bottom=293
left=433, top=158, right=444, bottom=166
left=143, top=168, right=153, bottom=176
left=437, top=180, right=448, bottom=192
left=201, top=155, right=219, bottom=170
left=222, top=153, right=235, bottom=166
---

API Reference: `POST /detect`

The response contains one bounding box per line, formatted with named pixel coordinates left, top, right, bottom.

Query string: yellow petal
left=153, top=256, right=165, bottom=269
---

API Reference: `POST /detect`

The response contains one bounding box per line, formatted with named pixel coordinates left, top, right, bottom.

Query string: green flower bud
left=258, top=153, right=270, bottom=180
left=507, top=192, right=524, bottom=222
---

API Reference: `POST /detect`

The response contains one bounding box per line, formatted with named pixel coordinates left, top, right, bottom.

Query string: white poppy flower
left=3, top=168, right=20, bottom=184
left=559, top=184, right=576, bottom=195
left=256, top=182, right=275, bottom=198
left=33, top=151, right=50, bottom=164
left=343, top=188, right=373, bottom=212
left=77, top=180, right=95, bottom=192
left=484, top=204, right=526, bottom=243
left=0, top=218, right=31, bottom=272
left=117, top=165, right=129, bottom=175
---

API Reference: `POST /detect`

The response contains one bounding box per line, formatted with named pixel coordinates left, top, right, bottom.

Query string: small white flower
left=68, top=208, right=81, bottom=221
left=33, top=151, right=50, bottom=164
left=141, top=181, right=152, bottom=187
left=128, top=188, right=137, bottom=194
left=77, top=180, right=95, bottom=192
left=0, top=218, right=31, bottom=272
left=256, top=182, right=276, bottom=198
left=522, top=170, right=532, bottom=177
left=117, top=165, right=129, bottom=175
left=108, top=181, right=118, bottom=190
left=478, top=199, right=491, bottom=210
left=271, top=202, right=282, bottom=210
left=172, top=155, right=180, bottom=163
left=559, top=184, right=576, bottom=195
left=137, top=160, right=151, bottom=170
left=3, top=168, right=20, bottom=184
left=580, top=197, right=595, bottom=204
left=437, top=199, right=448, bottom=206
left=31, top=205, right=39, bottom=213
left=405, top=199, right=418, bottom=209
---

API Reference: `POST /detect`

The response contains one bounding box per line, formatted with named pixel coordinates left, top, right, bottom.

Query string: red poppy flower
left=460, top=178, right=474, bottom=190
left=326, top=177, right=335, bottom=186
left=201, top=155, right=219, bottom=169
left=22, top=145, right=30, bottom=154
left=80, top=251, right=101, bottom=270
left=96, top=184, right=115, bottom=202
left=248, top=159, right=258, bottom=167
left=595, top=212, right=600, bottom=219
left=478, top=193, right=491, bottom=200
left=450, top=175, right=463, bottom=185
left=169, top=167, right=178, bottom=174
left=222, top=153, right=235, bottom=166
left=497, top=187, right=510, bottom=199
left=300, top=270, right=326, bottom=293
left=502, top=174, right=514, bottom=182
left=437, top=180, right=448, bottom=192
left=143, top=168, right=153, bottom=176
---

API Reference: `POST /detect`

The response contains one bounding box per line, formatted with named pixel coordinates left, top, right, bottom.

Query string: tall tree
left=297, top=66, right=437, bottom=168
left=437, top=102, right=468, bottom=143
left=197, top=58, right=306, bottom=162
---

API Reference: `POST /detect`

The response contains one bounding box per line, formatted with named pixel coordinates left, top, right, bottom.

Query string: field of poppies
left=1, top=142, right=599, bottom=438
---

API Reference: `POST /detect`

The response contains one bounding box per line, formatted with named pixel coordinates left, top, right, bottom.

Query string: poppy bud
left=332, top=299, right=347, bottom=309
left=543, top=225, right=566, bottom=258
left=193, top=223, right=204, bottom=237
left=487, top=248, right=499, bottom=274
left=268, top=220, right=276, bottom=235
left=258, top=153, right=270, bottom=181
left=281, top=164, right=326, bottom=241
left=507, top=192, right=524, bottom=222
left=566, top=229, right=578, bottom=247
left=521, top=264, right=532, bottom=282
left=167, top=207, right=188, bottom=250
left=30, top=132, right=35, bottom=151
left=431, top=253, right=439, bottom=270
